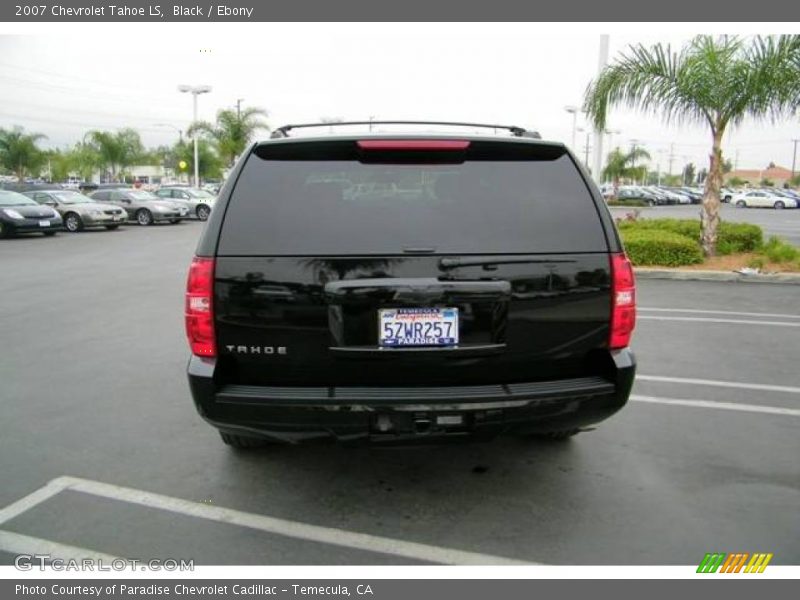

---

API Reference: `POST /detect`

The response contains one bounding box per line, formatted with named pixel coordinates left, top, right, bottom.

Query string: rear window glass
left=218, top=141, right=606, bottom=255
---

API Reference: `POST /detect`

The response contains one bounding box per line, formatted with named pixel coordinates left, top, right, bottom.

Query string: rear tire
left=774, top=201, right=785, bottom=210
left=219, top=432, right=271, bottom=449
left=735, top=200, right=746, bottom=208
left=0, top=222, right=10, bottom=239
left=136, top=209, right=153, bottom=226
left=64, top=212, right=83, bottom=232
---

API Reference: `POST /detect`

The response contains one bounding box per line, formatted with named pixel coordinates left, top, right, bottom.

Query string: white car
left=732, top=191, right=797, bottom=210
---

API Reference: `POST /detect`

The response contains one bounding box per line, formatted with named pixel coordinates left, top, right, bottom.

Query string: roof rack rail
left=270, top=121, right=541, bottom=139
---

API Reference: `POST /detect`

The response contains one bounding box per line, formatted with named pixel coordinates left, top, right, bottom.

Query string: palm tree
left=84, top=128, right=143, bottom=182
left=188, top=106, right=269, bottom=167
left=584, top=35, right=800, bottom=256
left=602, top=147, right=651, bottom=198
left=0, top=126, right=47, bottom=182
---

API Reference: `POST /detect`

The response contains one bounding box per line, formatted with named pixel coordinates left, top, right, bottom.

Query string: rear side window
left=218, top=140, right=607, bottom=255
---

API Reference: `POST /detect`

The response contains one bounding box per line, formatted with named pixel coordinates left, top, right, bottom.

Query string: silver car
left=155, top=186, right=216, bottom=221
left=89, top=189, right=190, bottom=225
left=24, top=189, right=128, bottom=232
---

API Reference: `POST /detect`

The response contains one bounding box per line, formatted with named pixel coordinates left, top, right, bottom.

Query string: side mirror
left=44, top=200, right=58, bottom=207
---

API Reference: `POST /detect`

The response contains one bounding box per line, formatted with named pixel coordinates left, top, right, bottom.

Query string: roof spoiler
left=270, top=121, right=542, bottom=139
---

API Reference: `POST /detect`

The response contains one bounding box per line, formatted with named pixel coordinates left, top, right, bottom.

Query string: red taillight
left=185, top=257, right=216, bottom=357
left=609, top=253, right=636, bottom=350
left=357, top=140, right=471, bottom=151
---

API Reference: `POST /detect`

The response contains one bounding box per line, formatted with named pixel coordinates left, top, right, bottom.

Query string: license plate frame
left=379, top=307, right=459, bottom=347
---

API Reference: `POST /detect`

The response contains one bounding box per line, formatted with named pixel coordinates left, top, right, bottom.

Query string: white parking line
left=0, top=531, right=123, bottom=563
left=637, top=375, right=800, bottom=395
left=630, top=395, right=800, bottom=417
left=638, top=316, right=800, bottom=327
left=639, top=307, right=800, bottom=320
left=0, top=478, right=69, bottom=526
left=0, top=476, right=530, bottom=566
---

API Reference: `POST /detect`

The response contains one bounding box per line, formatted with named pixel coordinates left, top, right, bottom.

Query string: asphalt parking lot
left=0, top=220, right=798, bottom=566
left=609, top=203, right=800, bottom=246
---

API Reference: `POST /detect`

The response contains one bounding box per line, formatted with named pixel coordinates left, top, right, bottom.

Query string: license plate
left=38, top=220, right=50, bottom=227
left=379, top=308, right=458, bottom=347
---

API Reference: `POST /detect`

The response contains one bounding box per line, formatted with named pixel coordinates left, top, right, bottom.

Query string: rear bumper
left=188, top=349, right=636, bottom=444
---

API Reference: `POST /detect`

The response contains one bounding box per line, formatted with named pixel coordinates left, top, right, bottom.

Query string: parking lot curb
left=634, top=268, right=800, bottom=284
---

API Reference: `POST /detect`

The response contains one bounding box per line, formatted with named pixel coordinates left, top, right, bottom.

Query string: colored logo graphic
left=697, top=552, right=773, bottom=573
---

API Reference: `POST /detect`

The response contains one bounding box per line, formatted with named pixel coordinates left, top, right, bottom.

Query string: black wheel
left=735, top=200, right=746, bottom=208
left=64, top=212, right=83, bottom=233
left=196, top=204, right=210, bottom=221
left=0, top=222, right=11, bottom=239
left=105, top=225, right=120, bottom=230
left=774, top=201, right=785, bottom=210
left=43, top=231, right=57, bottom=237
left=219, top=431, right=271, bottom=449
left=647, top=199, right=656, bottom=207
left=136, top=209, right=153, bottom=226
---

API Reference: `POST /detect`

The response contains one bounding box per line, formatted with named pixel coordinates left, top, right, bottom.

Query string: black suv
left=186, top=121, right=636, bottom=448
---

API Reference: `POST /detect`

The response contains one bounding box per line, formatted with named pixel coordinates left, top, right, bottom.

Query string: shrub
left=607, top=199, right=648, bottom=207
left=620, top=229, right=704, bottom=267
left=617, top=218, right=763, bottom=255
left=617, top=218, right=700, bottom=240
left=762, top=236, right=800, bottom=263
left=717, top=222, right=763, bottom=254
left=747, top=256, right=766, bottom=270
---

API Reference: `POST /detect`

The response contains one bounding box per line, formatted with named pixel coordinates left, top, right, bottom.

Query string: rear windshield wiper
left=439, top=257, right=576, bottom=270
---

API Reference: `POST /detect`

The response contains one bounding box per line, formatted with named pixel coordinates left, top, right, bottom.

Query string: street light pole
left=178, top=84, right=212, bottom=188
left=591, top=34, right=610, bottom=182
left=792, top=139, right=799, bottom=179
left=564, top=106, right=578, bottom=150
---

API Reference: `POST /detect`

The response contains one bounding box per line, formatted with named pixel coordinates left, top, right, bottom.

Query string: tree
left=682, top=162, right=696, bottom=186
left=727, top=176, right=747, bottom=186
left=69, top=141, right=101, bottom=181
left=84, top=128, right=144, bottom=182
left=760, top=178, right=774, bottom=187
left=722, top=158, right=733, bottom=174
left=584, top=35, right=800, bottom=256
left=0, top=126, right=47, bottom=182
left=789, top=174, right=800, bottom=188
left=601, top=147, right=651, bottom=197
left=173, top=139, right=222, bottom=181
left=46, top=148, right=73, bottom=182
left=697, top=168, right=708, bottom=184
left=188, top=105, right=269, bottom=167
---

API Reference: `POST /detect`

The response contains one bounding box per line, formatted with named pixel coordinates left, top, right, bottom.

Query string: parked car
left=616, top=187, right=657, bottom=205
left=677, top=187, right=703, bottom=204
left=185, top=122, right=637, bottom=449
left=0, top=189, right=63, bottom=238
left=720, top=187, right=735, bottom=202
left=155, top=186, right=216, bottom=221
left=732, top=190, right=798, bottom=209
left=656, top=187, right=692, bottom=204
left=89, top=189, right=189, bottom=225
left=23, top=189, right=127, bottom=232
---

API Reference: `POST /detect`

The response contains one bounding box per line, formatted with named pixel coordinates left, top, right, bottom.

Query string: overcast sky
left=1, top=25, right=799, bottom=174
